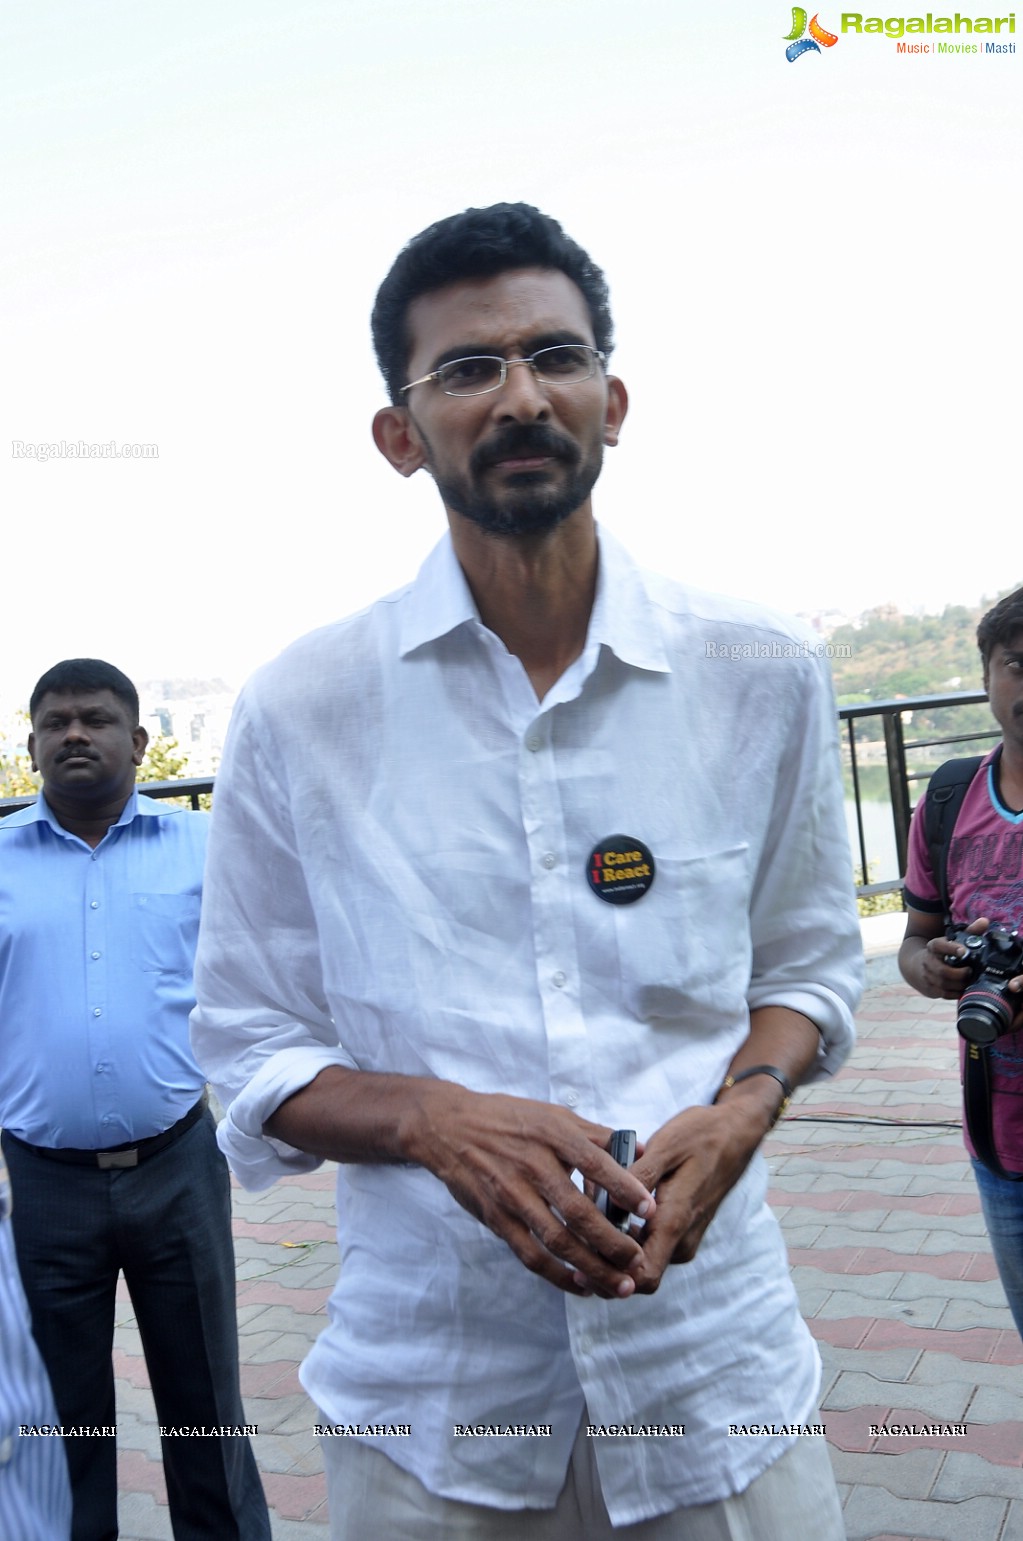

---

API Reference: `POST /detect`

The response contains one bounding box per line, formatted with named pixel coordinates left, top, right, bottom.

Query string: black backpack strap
left=923, top=755, right=986, bottom=926
left=923, top=754, right=1023, bottom=1179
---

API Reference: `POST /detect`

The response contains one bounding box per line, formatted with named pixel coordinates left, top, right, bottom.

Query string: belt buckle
left=97, top=1149, right=138, bottom=1170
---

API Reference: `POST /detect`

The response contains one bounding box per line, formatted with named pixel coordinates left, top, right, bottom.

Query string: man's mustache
left=56, top=746, right=98, bottom=762
left=471, top=425, right=579, bottom=475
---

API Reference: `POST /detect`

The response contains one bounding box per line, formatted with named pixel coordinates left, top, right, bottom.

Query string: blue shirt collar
left=1, top=786, right=177, bottom=838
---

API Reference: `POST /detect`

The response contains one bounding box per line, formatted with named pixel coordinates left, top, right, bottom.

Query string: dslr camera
left=945, top=925, right=1023, bottom=1046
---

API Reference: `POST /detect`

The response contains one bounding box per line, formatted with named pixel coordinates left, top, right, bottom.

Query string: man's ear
left=132, top=726, right=149, bottom=768
left=27, top=731, right=37, bottom=773
left=603, top=376, right=628, bottom=448
left=373, top=406, right=428, bottom=478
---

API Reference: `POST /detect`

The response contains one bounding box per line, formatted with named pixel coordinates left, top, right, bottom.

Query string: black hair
left=29, top=659, right=140, bottom=725
left=371, top=202, right=615, bottom=404
left=977, top=590, right=1023, bottom=670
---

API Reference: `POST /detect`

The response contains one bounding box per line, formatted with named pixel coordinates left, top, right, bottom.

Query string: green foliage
left=854, top=863, right=904, bottom=918
left=0, top=751, right=38, bottom=798
left=139, top=736, right=211, bottom=810
left=139, top=736, right=190, bottom=783
left=0, top=710, right=37, bottom=798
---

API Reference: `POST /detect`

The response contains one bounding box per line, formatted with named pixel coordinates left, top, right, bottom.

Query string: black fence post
left=883, top=709, right=912, bottom=880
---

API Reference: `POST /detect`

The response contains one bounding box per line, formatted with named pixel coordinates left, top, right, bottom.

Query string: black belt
left=3, top=1094, right=207, bottom=1169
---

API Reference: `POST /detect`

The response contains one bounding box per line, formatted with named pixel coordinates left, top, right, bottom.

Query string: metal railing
left=2, top=703, right=999, bottom=902
left=839, top=692, right=996, bottom=899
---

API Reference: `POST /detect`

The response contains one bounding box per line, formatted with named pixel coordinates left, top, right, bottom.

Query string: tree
left=139, top=736, right=190, bottom=783
left=138, top=736, right=212, bottom=811
left=0, top=711, right=37, bottom=799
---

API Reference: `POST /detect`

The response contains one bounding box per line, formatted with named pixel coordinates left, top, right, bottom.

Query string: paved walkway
left=112, top=963, right=1023, bottom=1540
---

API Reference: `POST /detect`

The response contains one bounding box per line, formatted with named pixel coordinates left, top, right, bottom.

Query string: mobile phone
left=596, top=1129, right=637, bottom=1232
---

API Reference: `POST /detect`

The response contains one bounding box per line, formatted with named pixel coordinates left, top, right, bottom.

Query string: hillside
left=827, top=589, right=1023, bottom=741
left=830, top=603, right=984, bottom=701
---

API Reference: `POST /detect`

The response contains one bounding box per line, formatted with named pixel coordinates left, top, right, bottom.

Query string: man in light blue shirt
left=0, top=659, right=269, bottom=1541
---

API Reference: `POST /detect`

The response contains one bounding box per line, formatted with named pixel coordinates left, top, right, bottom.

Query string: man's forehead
left=405, top=267, right=593, bottom=363
left=34, top=688, right=127, bottom=719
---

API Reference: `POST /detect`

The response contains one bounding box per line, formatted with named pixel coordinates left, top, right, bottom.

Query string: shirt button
left=526, top=737, right=541, bottom=752
left=93, top=1008, right=102, bottom=1017
left=95, top=1062, right=108, bottom=1074
left=563, top=1089, right=579, bottom=1107
left=91, top=951, right=101, bottom=960
left=552, top=971, right=567, bottom=988
left=542, top=853, right=556, bottom=870
left=0, top=1435, right=12, bottom=1465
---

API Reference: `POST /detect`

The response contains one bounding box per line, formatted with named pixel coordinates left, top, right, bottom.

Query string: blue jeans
left=972, top=1156, right=1023, bottom=1339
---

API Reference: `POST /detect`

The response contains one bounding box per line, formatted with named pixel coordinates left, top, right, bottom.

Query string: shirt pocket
left=131, top=893, right=201, bottom=975
left=612, top=844, right=751, bottom=1020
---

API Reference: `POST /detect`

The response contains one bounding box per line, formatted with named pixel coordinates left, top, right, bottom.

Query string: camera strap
left=963, top=1040, right=1023, bottom=1181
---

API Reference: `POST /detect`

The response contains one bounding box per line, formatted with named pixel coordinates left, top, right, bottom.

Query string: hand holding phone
left=595, top=1129, right=637, bottom=1232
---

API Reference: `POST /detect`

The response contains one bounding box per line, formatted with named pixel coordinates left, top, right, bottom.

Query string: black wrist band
left=715, top=1065, right=793, bottom=1126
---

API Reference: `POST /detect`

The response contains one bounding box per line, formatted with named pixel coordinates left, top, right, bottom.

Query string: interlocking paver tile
left=842, top=1489, right=1007, bottom=1541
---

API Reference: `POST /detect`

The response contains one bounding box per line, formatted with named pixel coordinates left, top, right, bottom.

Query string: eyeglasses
left=401, top=344, right=606, bottom=399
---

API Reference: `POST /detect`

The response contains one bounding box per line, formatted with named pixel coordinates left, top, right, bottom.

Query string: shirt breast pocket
left=612, top=844, right=751, bottom=1020
left=131, top=893, right=201, bottom=975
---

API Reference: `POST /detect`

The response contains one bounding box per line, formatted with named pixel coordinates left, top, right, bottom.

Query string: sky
left=2, top=0, right=1019, bottom=713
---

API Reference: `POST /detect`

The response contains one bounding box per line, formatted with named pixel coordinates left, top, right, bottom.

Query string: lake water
left=845, top=797, right=900, bottom=885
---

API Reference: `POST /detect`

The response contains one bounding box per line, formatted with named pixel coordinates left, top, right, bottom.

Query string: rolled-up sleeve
left=746, top=649, right=863, bottom=1078
left=190, top=686, right=357, bottom=1190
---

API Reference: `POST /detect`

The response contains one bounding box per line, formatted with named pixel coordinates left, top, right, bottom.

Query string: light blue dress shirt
left=0, top=790, right=208, bottom=1148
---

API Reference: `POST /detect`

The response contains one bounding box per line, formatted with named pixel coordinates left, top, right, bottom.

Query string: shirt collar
left=399, top=526, right=671, bottom=675
left=399, top=534, right=479, bottom=658
left=1, top=786, right=173, bottom=837
left=586, top=527, right=671, bottom=675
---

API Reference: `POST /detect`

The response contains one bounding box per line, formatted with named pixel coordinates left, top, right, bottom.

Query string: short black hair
left=977, top=590, right=1023, bottom=670
left=30, top=659, right=140, bottom=725
left=371, top=202, right=615, bottom=404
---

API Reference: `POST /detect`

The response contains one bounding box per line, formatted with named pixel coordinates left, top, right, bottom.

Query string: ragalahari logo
left=784, top=8, right=839, bottom=58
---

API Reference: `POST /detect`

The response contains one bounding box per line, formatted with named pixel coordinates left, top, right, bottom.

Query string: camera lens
left=958, top=986, right=1014, bottom=1047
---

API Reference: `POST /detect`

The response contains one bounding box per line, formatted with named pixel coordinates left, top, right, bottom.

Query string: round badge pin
left=586, top=835, right=656, bottom=905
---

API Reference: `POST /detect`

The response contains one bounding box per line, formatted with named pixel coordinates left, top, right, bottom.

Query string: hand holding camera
left=944, top=923, right=1023, bottom=1045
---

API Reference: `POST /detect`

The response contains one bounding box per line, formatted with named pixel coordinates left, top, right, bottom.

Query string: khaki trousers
left=321, top=1417, right=845, bottom=1540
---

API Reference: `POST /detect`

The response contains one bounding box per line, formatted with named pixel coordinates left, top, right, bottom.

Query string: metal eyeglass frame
left=400, top=345, right=607, bottom=399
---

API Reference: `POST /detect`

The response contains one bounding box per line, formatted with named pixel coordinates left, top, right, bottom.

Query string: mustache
left=56, top=746, right=98, bottom=763
left=471, top=425, right=579, bottom=475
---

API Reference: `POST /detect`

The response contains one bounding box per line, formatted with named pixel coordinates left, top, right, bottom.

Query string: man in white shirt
left=191, top=203, right=862, bottom=1539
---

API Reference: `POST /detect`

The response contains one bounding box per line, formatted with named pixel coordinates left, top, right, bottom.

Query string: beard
left=421, top=422, right=604, bottom=537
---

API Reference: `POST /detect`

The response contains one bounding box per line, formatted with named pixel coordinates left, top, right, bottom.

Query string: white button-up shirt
left=191, top=529, right=862, bottom=1525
